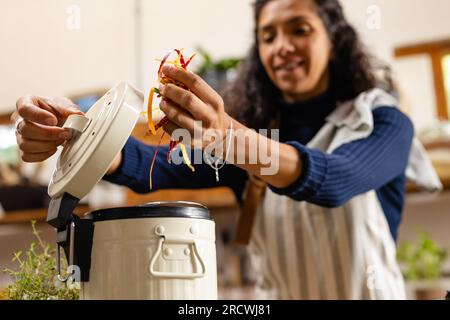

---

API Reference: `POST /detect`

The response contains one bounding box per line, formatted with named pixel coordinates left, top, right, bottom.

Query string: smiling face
left=257, top=0, right=333, bottom=102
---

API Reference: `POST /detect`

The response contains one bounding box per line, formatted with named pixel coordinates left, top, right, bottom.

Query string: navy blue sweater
left=104, top=91, right=414, bottom=240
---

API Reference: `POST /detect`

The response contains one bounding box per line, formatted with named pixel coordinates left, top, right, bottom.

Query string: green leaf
left=194, top=46, right=242, bottom=75
left=397, top=231, right=448, bottom=281
left=2, top=221, right=79, bottom=300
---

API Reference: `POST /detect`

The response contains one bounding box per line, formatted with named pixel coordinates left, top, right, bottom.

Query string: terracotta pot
left=415, top=288, right=447, bottom=300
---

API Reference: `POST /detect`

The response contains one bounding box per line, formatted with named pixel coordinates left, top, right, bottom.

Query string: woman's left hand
left=158, top=64, right=231, bottom=147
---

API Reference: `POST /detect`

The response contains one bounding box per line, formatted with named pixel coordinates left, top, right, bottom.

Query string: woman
left=14, top=0, right=441, bottom=299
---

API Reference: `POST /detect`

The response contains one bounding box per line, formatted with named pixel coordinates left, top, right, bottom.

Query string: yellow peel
left=147, top=88, right=157, bottom=135
left=179, top=143, right=195, bottom=172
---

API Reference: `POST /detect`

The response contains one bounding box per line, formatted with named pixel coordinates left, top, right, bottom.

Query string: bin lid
left=85, top=202, right=211, bottom=222
left=46, top=82, right=143, bottom=229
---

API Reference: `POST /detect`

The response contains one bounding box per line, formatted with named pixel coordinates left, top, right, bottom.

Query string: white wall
left=342, top=0, right=450, bottom=60
left=139, top=0, right=253, bottom=90
left=0, top=0, right=136, bottom=112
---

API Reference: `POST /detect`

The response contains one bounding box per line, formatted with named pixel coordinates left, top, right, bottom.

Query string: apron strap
left=234, top=175, right=266, bottom=245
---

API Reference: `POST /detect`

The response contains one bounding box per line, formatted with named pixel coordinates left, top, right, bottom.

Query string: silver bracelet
left=203, top=120, right=234, bottom=182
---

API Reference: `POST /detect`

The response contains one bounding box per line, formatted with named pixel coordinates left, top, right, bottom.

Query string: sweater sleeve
left=103, top=136, right=248, bottom=202
left=270, top=107, right=415, bottom=207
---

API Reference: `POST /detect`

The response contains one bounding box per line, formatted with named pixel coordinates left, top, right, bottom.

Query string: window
left=395, top=39, right=450, bottom=120
left=443, top=54, right=450, bottom=117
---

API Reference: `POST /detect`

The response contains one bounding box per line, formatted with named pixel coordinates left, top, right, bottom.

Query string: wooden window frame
left=394, top=39, right=450, bottom=120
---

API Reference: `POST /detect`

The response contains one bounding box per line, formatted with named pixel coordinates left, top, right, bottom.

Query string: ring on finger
left=15, top=116, right=24, bottom=135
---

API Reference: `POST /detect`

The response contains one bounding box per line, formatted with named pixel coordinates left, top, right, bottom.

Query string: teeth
left=278, top=61, right=303, bottom=70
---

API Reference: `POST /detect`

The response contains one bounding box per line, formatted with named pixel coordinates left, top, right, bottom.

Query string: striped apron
left=249, top=189, right=405, bottom=299
left=247, top=88, right=441, bottom=300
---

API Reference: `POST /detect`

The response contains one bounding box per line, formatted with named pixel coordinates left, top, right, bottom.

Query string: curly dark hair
left=223, top=0, right=394, bottom=129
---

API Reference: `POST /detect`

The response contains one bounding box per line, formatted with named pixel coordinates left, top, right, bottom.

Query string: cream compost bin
left=46, top=82, right=218, bottom=300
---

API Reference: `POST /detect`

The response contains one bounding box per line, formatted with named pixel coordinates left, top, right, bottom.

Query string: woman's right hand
left=12, top=95, right=83, bottom=162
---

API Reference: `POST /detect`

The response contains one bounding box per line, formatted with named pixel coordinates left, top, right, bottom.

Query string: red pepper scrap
left=145, top=49, right=197, bottom=189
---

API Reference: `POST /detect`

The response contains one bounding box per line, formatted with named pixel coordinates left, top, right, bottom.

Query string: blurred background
left=0, top=0, right=449, bottom=300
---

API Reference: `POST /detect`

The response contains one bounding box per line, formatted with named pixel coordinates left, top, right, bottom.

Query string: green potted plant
left=195, top=46, right=242, bottom=91
left=397, top=231, right=448, bottom=300
left=1, top=221, right=79, bottom=300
